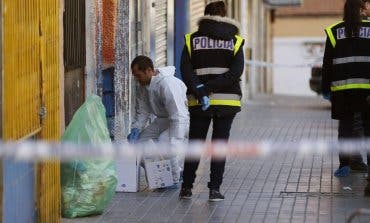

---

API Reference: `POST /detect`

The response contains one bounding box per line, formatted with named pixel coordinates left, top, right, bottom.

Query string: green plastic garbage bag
left=61, top=95, right=118, bottom=218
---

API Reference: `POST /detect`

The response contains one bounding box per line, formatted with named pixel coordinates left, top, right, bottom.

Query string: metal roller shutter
left=64, top=0, right=85, bottom=72
left=190, top=0, right=206, bottom=32
left=155, top=0, right=168, bottom=67
left=64, top=0, right=85, bottom=125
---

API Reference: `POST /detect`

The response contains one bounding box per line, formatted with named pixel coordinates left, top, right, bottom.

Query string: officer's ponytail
left=344, top=0, right=367, bottom=37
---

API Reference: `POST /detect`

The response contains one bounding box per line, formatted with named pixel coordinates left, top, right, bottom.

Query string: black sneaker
left=350, top=162, right=368, bottom=173
left=209, top=189, right=225, bottom=202
left=179, top=188, right=192, bottom=200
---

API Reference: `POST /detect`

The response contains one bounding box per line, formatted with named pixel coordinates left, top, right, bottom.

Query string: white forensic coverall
left=131, top=66, right=189, bottom=184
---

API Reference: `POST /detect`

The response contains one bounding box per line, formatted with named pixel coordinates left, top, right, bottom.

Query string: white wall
left=273, top=37, right=325, bottom=96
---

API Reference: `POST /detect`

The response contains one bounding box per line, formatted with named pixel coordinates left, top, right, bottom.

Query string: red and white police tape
left=0, top=139, right=369, bottom=161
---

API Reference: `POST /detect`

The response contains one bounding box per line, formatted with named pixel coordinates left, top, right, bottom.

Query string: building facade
left=272, top=0, right=343, bottom=96
left=83, top=0, right=301, bottom=138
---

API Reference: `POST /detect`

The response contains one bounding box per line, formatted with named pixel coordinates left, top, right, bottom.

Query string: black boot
left=179, top=187, right=192, bottom=200
left=365, top=182, right=370, bottom=197
left=209, top=189, right=225, bottom=202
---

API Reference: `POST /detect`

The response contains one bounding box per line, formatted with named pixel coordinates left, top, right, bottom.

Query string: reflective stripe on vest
left=333, top=56, right=370, bottom=65
left=185, top=33, right=244, bottom=58
left=187, top=94, right=241, bottom=107
left=195, top=67, right=230, bottom=75
left=331, top=78, right=370, bottom=91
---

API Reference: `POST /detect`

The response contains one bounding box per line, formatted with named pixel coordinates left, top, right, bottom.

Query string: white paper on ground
left=115, top=154, right=140, bottom=192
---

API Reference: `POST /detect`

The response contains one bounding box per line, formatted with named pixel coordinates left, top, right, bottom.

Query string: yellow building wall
left=2, top=0, right=43, bottom=140
left=2, top=0, right=63, bottom=222
left=274, top=16, right=342, bottom=37
left=38, top=0, right=63, bottom=222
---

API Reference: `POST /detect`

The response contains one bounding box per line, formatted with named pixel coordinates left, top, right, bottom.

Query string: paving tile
left=62, top=95, right=370, bottom=223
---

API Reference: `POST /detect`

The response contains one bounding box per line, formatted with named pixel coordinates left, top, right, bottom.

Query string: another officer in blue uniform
left=322, top=0, right=370, bottom=195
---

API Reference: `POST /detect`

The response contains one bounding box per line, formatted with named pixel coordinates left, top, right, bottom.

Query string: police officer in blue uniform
left=179, top=1, right=245, bottom=201
left=322, top=0, right=370, bottom=194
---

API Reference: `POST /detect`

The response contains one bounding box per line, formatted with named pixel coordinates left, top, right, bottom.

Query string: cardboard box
left=144, top=158, right=174, bottom=189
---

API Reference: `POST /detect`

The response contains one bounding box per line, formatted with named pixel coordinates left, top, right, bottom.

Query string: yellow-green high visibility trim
left=325, top=21, right=344, bottom=48
left=185, top=33, right=193, bottom=57
left=325, top=20, right=370, bottom=48
left=234, top=35, right=244, bottom=56
left=331, top=84, right=370, bottom=91
left=325, top=27, right=337, bottom=48
left=188, top=99, right=241, bottom=107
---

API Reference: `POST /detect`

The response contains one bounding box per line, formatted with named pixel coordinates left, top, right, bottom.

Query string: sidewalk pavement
left=63, top=95, right=370, bottom=223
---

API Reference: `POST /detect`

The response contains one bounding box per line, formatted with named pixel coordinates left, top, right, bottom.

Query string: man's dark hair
left=131, top=55, right=154, bottom=71
left=204, top=1, right=227, bottom=17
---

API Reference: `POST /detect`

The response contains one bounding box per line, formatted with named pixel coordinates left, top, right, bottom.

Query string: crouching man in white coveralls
left=127, top=55, right=189, bottom=186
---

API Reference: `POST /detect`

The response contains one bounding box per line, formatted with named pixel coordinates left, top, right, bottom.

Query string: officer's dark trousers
left=182, top=113, right=236, bottom=190
left=338, top=112, right=370, bottom=169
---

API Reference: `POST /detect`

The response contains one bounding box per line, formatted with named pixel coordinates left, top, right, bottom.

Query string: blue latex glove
left=334, top=166, right=350, bottom=177
left=127, top=128, right=140, bottom=143
left=323, top=93, right=331, bottom=101
left=200, top=96, right=210, bottom=111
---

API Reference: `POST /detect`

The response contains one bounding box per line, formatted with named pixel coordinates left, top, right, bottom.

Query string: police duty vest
left=325, top=20, right=370, bottom=92
left=325, top=20, right=370, bottom=118
left=185, top=32, right=244, bottom=109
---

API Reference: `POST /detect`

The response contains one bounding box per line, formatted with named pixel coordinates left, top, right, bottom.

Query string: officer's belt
left=331, top=78, right=370, bottom=91
left=195, top=67, right=230, bottom=76
left=333, top=56, right=370, bottom=65
left=187, top=93, right=241, bottom=107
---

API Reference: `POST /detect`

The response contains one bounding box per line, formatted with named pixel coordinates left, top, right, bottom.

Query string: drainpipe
left=96, top=0, right=103, bottom=97
left=114, top=0, right=130, bottom=140
left=85, top=0, right=98, bottom=96
left=174, top=0, right=189, bottom=79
